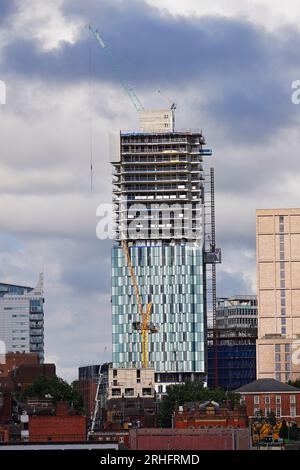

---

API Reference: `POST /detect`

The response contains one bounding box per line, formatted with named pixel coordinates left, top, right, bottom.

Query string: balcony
left=29, top=314, right=43, bottom=321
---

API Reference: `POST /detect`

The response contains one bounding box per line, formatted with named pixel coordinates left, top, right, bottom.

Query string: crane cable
left=88, top=25, right=93, bottom=192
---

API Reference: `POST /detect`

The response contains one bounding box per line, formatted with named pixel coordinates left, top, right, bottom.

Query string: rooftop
left=235, top=379, right=300, bottom=393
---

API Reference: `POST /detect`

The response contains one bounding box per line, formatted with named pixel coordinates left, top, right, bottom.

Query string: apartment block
left=111, top=109, right=211, bottom=386
left=0, top=274, right=44, bottom=362
left=107, top=366, right=155, bottom=399
left=256, top=209, right=300, bottom=382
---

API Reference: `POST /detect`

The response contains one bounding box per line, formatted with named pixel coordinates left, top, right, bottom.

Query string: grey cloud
left=0, top=0, right=299, bottom=144
left=0, top=0, right=17, bottom=24
left=217, top=270, right=253, bottom=298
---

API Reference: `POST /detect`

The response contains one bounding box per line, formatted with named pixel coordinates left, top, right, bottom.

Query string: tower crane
left=89, top=25, right=157, bottom=368
left=89, top=25, right=144, bottom=113
left=122, top=241, right=158, bottom=369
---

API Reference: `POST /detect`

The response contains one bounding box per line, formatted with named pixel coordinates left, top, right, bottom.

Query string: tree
left=268, top=411, right=277, bottom=427
left=288, top=380, right=300, bottom=389
left=158, top=380, right=240, bottom=427
left=279, top=420, right=289, bottom=441
left=20, top=376, right=84, bottom=414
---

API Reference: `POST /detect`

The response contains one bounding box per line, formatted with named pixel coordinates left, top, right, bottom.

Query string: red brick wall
left=0, top=426, right=9, bottom=442
left=0, top=353, right=39, bottom=377
left=241, top=392, right=300, bottom=425
left=29, top=415, right=87, bottom=442
left=174, top=409, right=248, bottom=429
left=129, top=428, right=250, bottom=450
left=0, top=393, right=12, bottom=424
left=73, top=380, right=97, bottom=419
left=13, top=364, right=56, bottom=391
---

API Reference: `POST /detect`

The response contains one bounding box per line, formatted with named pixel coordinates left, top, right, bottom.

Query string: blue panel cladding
left=207, top=344, right=257, bottom=390
left=111, top=245, right=205, bottom=373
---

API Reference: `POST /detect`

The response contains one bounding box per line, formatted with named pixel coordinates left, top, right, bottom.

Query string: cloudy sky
left=0, top=0, right=300, bottom=381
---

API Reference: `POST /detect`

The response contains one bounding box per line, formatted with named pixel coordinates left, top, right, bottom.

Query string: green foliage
left=20, top=376, right=84, bottom=414
left=289, top=422, right=298, bottom=440
left=279, top=420, right=289, bottom=440
left=268, top=411, right=277, bottom=427
left=158, top=381, right=241, bottom=427
left=288, top=380, right=300, bottom=389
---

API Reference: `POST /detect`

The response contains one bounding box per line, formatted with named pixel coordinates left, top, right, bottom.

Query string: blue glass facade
left=112, top=245, right=205, bottom=373
left=207, top=344, right=256, bottom=390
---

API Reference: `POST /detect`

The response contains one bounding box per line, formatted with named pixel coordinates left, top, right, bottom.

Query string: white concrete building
left=0, top=274, right=44, bottom=362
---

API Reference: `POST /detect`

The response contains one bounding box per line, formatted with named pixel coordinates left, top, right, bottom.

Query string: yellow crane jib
left=122, top=241, right=158, bottom=368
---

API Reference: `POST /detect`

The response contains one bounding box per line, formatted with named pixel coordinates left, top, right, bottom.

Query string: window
left=125, top=388, right=134, bottom=397
left=275, top=345, right=281, bottom=353
left=290, top=405, right=296, bottom=417
left=276, top=407, right=281, bottom=418
left=254, top=408, right=260, bottom=417
left=265, top=407, right=271, bottom=417
left=276, top=373, right=281, bottom=381
left=290, top=395, right=296, bottom=404
left=113, top=369, right=117, bottom=378
left=275, top=396, right=281, bottom=404
left=265, top=396, right=270, bottom=405
left=275, top=353, right=281, bottom=362
left=254, top=396, right=260, bottom=405
left=112, top=388, right=121, bottom=396
left=142, top=388, right=152, bottom=396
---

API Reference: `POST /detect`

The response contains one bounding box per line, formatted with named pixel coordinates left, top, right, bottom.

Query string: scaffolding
left=207, top=327, right=257, bottom=390
left=204, top=168, right=221, bottom=388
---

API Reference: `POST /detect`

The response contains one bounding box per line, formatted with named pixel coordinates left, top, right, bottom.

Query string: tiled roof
left=235, top=379, right=300, bottom=393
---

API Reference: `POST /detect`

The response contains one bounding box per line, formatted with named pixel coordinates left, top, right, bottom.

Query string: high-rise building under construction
left=111, top=110, right=219, bottom=390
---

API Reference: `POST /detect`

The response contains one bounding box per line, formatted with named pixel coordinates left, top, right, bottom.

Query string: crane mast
left=89, top=24, right=157, bottom=368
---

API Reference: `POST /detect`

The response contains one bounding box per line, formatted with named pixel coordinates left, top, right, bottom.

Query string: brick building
left=256, top=209, right=300, bottom=382
left=11, top=363, right=56, bottom=392
left=105, top=397, right=157, bottom=431
left=0, top=392, right=12, bottom=425
left=129, top=428, right=250, bottom=450
left=74, top=379, right=97, bottom=420
left=28, top=402, right=86, bottom=442
left=0, top=352, right=55, bottom=393
left=236, top=379, right=300, bottom=425
left=0, top=352, right=40, bottom=377
left=174, top=401, right=248, bottom=429
left=0, top=425, right=9, bottom=442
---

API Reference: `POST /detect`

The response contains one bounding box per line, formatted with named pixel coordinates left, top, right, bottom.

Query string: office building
left=256, top=209, right=300, bottom=382
left=111, top=109, right=216, bottom=387
left=0, top=274, right=44, bottom=362
left=208, top=296, right=258, bottom=390
left=216, top=296, right=258, bottom=329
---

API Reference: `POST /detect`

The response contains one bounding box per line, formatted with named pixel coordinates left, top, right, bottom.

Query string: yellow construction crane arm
left=121, top=241, right=157, bottom=369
